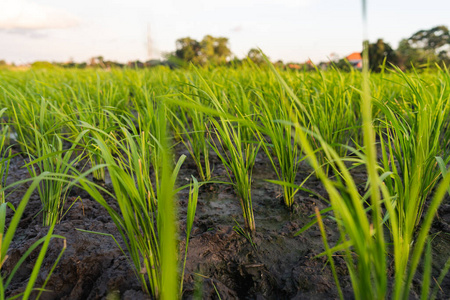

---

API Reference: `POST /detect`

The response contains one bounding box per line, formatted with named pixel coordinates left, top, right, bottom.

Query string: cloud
left=0, top=0, right=79, bottom=30
left=4, top=28, right=48, bottom=38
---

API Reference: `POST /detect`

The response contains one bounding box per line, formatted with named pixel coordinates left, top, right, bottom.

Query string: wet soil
left=3, top=144, right=450, bottom=299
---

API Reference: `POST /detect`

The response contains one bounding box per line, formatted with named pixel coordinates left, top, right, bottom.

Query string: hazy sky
left=0, top=0, right=448, bottom=64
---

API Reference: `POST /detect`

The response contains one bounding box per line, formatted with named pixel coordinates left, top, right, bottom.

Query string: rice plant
left=180, top=176, right=199, bottom=296
left=186, top=72, right=261, bottom=232
left=0, top=174, right=66, bottom=300
left=170, top=105, right=212, bottom=182
left=266, top=43, right=450, bottom=299
left=376, top=67, right=450, bottom=235
left=0, top=108, right=11, bottom=204
left=209, top=117, right=260, bottom=233
left=78, top=106, right=199, bottom=299
left=20, top=100, right=87, bottom=225
left=24, top=129, right=86, bottom=226
left=255, top=92, right=310, bottom=209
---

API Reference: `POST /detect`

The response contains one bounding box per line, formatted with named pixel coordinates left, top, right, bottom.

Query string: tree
left=409, top=25, right=450, bottom=52
left=213, top=37, right=232, bottom=64
left=200, top=35, right=215, bottom=64
left=247, top=48, right=265, bottom=65
left=396, top=39, right=430, bottom=69
left=175, top=37, right=201, bottom=64
left=397, top=26, right=450, bottom=69
left=175, top=35, right=232, bottom=65
left=368, top=39, right=398, bottom=72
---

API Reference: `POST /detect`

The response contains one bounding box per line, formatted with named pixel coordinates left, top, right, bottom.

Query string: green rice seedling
left=128, top=87, right=168, bottom=188
left=232, top=219, right=256, bottom=249
left=170, top=105, right=212, bottom=182
left=91, top=109, right=159, bottom=210
left=23, top=126, right=87, bottom=226
left=254, top=92, right=311, bottom=209
left=80, top=132, right=169, bottom=297
left=187, top=71, right=260, bottom=232
left=209, top=116, right=260, bottom=233
left=78, top=107, right=199, bottom=299
left=0, top=174, right=66, bottom=300
left=7, top=97, right=86, bottom=225
left=0, top=153, right=11, bottom=205
left=156, top=108, right=180, bottom=300
left=0, top=108, right=12, bottom=204
left=180, top=176, right=199, bottom=296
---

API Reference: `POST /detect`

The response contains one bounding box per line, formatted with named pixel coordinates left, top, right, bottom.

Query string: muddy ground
left=3, top=143, right=450, bottom=299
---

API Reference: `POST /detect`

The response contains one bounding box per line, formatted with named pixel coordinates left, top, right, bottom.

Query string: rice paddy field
left=1, top=63, right=450, bottom=299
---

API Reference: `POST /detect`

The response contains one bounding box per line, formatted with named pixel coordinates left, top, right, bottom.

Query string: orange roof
left=346, top=52, right=362, bottom=61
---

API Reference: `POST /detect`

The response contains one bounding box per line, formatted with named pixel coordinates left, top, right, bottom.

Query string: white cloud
left=0, top=0, right=79, bottom=30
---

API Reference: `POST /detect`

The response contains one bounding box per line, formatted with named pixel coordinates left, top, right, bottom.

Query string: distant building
left=287, top=63, right=301, bottom=70
left=287, top=60, right=315, bottom=71
left=305, top=59, right=314, bottom=67
left=346, top=52, right=362, bottom=69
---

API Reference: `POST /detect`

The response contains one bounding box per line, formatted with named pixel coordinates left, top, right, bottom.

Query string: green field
left=1, top=64, right=450, bottom=299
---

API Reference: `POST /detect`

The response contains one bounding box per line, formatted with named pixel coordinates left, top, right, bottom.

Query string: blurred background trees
left=1, top=25, right=449, bottom=71
left=368, top=39, right=398, bottom=72
left=330, top=25, right=450, bottom=72
left=397, top=25, right=450, bottom=69
left=169, top=25, right=450, bottom=71
left=247, top=48, right=265, bottom=65
left=174, top=35, right=231, bottom=66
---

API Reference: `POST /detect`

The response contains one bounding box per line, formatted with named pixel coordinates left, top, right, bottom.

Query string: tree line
left=169, top=25, right=450, bottom=71
left=1, top=25, right=448, bottom=71
left=332, top=25, right=450, bottom=71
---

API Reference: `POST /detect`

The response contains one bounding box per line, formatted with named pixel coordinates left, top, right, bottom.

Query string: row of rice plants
left=1, top=64, right=450, bottom=298
left=0, top=70, right=198, bottom=299
left=264, top=50, right=450, bottom=299
left=0, top=108, right=12, bottom=205
left=0, top=172, right=67, bottom=299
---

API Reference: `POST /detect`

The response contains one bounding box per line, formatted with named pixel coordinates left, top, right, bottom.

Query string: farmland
left=1, top=64, right=450, bottom=299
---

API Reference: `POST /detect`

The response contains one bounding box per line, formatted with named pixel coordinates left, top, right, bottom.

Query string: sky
left=0, top=0, right=449, bottom=65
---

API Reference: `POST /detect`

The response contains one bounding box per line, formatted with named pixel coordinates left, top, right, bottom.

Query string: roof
left=346, top=52, right=362, bottom=61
